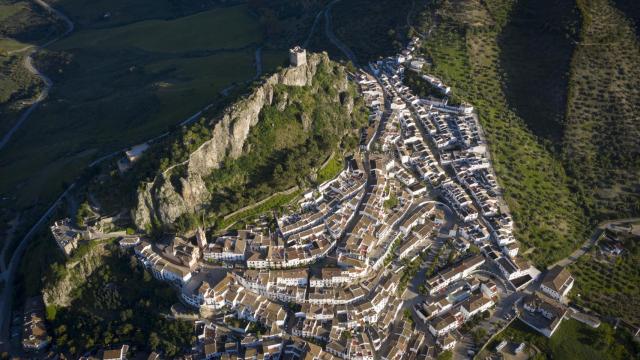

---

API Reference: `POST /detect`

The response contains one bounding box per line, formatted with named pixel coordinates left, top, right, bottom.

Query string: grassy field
left=261, top=48, right=289, bottom=73
left=0, top=52, right=40, bottom=108
left=491, top=318, right=637, bottom=359
left=0, top=0, right=55, bottom=137
left=51, top=0, right=217, bottom=29
left=317, top=153, right=344, bottom=184
left=0, top=1, right=24, bottom=22
left=415, top=0, right=589, bottom=266
left=0, top=37, right=27, bottom=53
left=216, top=190, right=302, bottom=231
left=0, top=3, right=263, bottom=210
left=52, top=6, right=261, bottom=53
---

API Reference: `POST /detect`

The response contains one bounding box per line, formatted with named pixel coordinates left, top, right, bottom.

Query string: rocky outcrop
left=133, top=53, right=348, bottom=229
left=43, top=244, right=108, bottom=307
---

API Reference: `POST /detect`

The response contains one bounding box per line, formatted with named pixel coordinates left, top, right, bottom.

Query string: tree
left=436, top=350, right=453, bottom=360
left=472, top=328, right=487, bottom=344
left=149, top=332, right=160, bottom=350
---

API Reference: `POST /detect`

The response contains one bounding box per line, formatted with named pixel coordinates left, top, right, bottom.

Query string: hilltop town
left=25, top=39, right=609, bottom=360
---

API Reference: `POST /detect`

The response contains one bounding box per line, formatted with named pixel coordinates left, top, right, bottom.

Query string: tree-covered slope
left=564, top=0, right=640, bottom=220
left=414, top=0, right=589, bottom=266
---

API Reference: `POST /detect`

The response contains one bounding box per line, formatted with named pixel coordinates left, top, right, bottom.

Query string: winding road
left=550, top=217, right=640, bottom=269
left=0, top=0, right=368, bottom=349
left=324, top=0, right=358, bottom=65
left=0, top=0, right=73, bottom=152
left=302, top=0, right=358, bottom=66
left=0, top=184, right=76, bottom=349
left=0, top=0, right=74, bottom=348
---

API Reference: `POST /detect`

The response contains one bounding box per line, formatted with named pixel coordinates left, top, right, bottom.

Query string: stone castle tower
left=289, top=46, right=307, bottom=67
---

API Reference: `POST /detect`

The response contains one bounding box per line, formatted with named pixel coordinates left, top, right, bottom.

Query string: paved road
left=0, top=0, right=74, bottom=152
left=452, top=274, right=520, bottom=359
left=324, top=0, right=358, bottom=65
left=303, top=6, right=325, bottom=48
left=550, top=217, right=640, bottom=269
left=0, top=184, right=75, bottom=349
left=0, top=215, right=20, bottom=273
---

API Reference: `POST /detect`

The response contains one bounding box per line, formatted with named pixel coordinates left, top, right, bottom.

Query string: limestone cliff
left=134, top=53, right=352, bottom=229
left=43, top=244, right=108, bottom=307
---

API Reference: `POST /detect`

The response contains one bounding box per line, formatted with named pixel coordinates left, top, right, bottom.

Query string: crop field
left=0, top=3, right=264, bottom=210
left=51, top=0, right=234, bottom=30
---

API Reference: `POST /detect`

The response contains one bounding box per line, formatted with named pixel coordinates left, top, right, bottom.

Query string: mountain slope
left=564, top=0, right=640, bottom=220
left=415, top=0, right=588, bottom=266
left=133, top=53, right=366, bottom=231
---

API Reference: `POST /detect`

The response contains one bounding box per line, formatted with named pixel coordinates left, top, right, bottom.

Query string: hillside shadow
left=613, top=0, right=640, bottom=39
left=497, top=0, right=581, bottom=146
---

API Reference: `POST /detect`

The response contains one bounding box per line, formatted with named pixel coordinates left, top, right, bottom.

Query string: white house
left=428, top=313, right=459, bottom=337
left=540, top=266, right=574, bottom=302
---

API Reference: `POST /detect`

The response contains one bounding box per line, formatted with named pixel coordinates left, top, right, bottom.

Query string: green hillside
left=413, top=0, right=588, bottom=266
left=498, top=0, right=580, bottom=143
left=0, top=3, right=264, bottom=206
left=564, top=0, right=640, bottom=220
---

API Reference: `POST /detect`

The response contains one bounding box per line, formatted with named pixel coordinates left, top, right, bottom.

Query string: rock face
left=43, top=244, right=108, bottom=307
left=134, top=53, right=343, bottom=229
